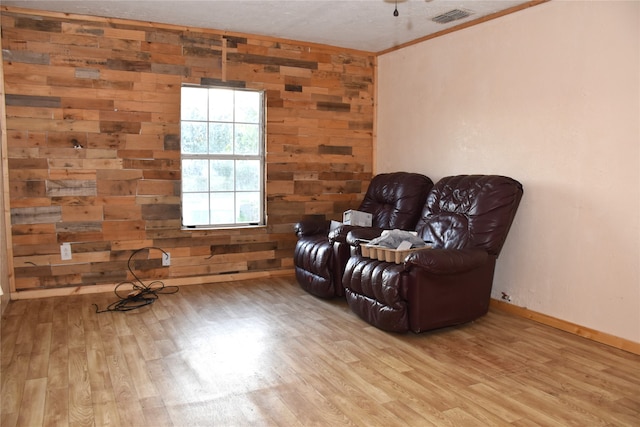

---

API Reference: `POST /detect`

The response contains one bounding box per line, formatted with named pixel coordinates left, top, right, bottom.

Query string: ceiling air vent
left=431, top=8, right=474, bottom=24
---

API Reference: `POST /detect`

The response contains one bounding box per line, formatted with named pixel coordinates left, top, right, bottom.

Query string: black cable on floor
left=93, top=246, right=179, bottom=313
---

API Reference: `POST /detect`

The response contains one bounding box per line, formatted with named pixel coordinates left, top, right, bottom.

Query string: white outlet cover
left=60, top=243, right=72, bottom=260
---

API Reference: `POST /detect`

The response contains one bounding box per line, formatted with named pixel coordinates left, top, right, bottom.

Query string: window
left=180, top=86, right=265, bottom=228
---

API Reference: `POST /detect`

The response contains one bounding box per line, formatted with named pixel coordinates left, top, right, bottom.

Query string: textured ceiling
left=2, top=0, right=538, bottom=53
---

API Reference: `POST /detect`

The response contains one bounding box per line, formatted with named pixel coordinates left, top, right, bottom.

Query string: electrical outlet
left=60, top=243, right=72, bottom=260
left=162, top=252, right=171, bottom=266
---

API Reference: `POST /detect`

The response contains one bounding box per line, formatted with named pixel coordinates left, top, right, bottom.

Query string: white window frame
left=180, top=85, right=266, bottom=229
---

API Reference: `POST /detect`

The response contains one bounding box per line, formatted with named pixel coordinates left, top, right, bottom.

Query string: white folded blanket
left=367, top=229, right=428, bottom=249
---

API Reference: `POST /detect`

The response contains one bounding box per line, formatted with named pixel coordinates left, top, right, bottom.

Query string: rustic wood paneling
left=1, top=7, right=375, bottom=292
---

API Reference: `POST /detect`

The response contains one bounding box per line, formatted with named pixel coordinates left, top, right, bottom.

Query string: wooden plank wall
left=0, top=7, right=375, bottom=294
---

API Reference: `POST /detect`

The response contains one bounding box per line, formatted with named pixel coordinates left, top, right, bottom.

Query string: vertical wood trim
left=0, top=39, right=16, bottom=303
left=222, top=37, right=228, bottom=82
left=372, top=55, right=378, bottom=175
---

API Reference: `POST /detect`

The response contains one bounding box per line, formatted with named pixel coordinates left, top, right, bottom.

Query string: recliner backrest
left=415, top=175, right=523, bottom=256
left=358, top=172, right=434, bottom=230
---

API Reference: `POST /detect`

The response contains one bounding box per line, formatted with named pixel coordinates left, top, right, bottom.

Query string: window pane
left=236, top=192, right=260, bottom=223
left=236, top=160, right=260, bottom=191
left=210, top=192, right=234, bottom=224
left=181, top=122, right=207, bottom=154
left=235, top=91, right=260, bottom=123
left=181, top=87, right=208, bottom=120
left=210, top=160, right=234, bottom=191
left=235, top=123, right=259, bottom=155
left=209, top=123, right=233, bottom=154
left=209, top=88, right=234, bottom=121
left=181, top=85, right=264, bottom=228
left=183, top=193, right=210, bottom=226
left=182, top=159, right=208, bottom=192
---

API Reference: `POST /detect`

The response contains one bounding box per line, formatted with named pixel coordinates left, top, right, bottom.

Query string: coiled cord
left=93, top=247, right=178, bottom=313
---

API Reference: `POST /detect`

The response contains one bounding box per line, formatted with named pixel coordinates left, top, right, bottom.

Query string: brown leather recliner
left=294, top=172, right=434, bottom=298
left=342, top=175, right=523, bottom=332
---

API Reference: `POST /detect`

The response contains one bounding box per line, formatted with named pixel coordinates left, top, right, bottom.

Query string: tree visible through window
left=180, top=86, right=265, bottom=227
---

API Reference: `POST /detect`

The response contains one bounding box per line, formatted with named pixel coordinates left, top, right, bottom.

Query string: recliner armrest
left=404, top=248, right=489, bottom=274
left=294, top=218, right=331, bottom=237
left=345, top=228, right=385, bottom=247
left=329, top=225, right=383, bottom=244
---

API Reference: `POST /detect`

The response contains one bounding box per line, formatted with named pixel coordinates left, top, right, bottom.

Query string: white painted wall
left=376, top=1, right=640, bottom=343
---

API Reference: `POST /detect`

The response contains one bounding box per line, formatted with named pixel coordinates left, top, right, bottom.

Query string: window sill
left=181, top=224, right=267, bottom=232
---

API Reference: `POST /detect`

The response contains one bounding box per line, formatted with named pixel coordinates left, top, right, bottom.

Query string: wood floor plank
left=27, top=323, right=52, bottom=380
left=247, top=386, right=305, bottom=427
left=36, top=298, right=55, bottom=324
left=381, top=399, right=442, bottom=427
left=1, top=342, right=31, bottom=421
left=441, top=406, right=486, bottom=426
left=16, top=377, right=47, bottom=427
left=43, top=386, right=69, bottom=427
left=90, top=389, right=122, bottom=427
left=146, top=356, right=205, bottom=406
left=372, top=364, right=456, bottom=425
left=1, top=312, right=21, bottom=368
left=46, top=297, right=70, bottom=389
left=143, top=358, right=183, bottom=402
left=305, top=371, right=395, bottom=426
left=1, top=276, right=639, bottom=426
left=67, top=300, right=87, bottom=351
left=136, top=396, right=173, bottom=427
left=612, top=397, right=640, bottom=423
left=457, top=383, right=524, bottom=424
left=67, top=346, right=95, bottom=427
left=276, top=379, right=353, bottom=426
left=117, top=334, right=160, bottom=400
left=124, top=312, right=163, bottom=361
left=104, top=351, right=149, bottom=425
left=471, top=381, right=568, bottom=426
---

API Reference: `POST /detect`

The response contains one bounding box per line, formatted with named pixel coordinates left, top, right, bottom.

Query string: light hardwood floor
left=1, top=276, right=639, bottom=426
